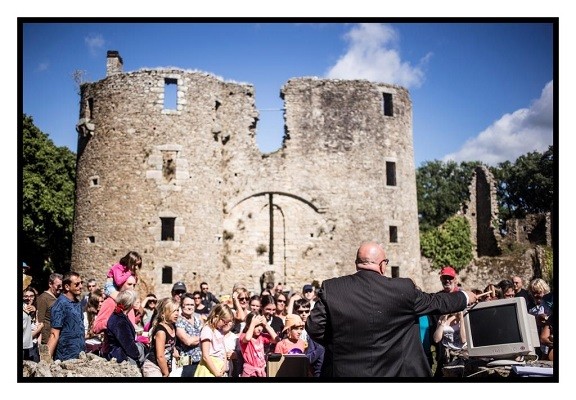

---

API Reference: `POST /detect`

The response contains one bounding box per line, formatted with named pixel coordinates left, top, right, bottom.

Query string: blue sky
left=21, top=20, right=555, bottom=167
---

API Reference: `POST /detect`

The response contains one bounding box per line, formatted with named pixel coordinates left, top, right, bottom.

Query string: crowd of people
left=21, top=244, right=554, bottom=378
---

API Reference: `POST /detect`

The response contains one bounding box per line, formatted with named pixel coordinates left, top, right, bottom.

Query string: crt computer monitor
left=463, top=297, right=540, bottom=360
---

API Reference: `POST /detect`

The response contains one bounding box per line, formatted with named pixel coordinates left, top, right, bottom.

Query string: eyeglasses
left=237, top=297, right=247, bottom=301
left=23, top=295, right=35, bottom=299
left=380, top=259, right=389, bottom=266
left=276, top=299, right=286, bottom=303
left=71, top=281, right=83, bottom=287
left=201, top=287, right=208, bottom=291
left=220, top=318, right=233, bottom=325
left=296, top=309, right=310, bottom=314
left=174, top=291, right=185, bottom=295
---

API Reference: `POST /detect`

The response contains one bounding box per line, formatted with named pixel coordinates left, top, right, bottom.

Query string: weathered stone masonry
left=71, top=51, right=421, bottom=298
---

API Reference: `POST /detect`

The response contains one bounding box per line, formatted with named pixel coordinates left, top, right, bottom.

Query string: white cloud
left=443, top=80, right=554, bottom=166
left=325, top=23, right=428, bottom=88
left=85, top=33, right=105, bottom=57
left=36, top=61, right=49, bottom=72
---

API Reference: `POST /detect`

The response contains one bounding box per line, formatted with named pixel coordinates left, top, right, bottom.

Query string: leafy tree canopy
left=22, top=114, right=76, bottom=276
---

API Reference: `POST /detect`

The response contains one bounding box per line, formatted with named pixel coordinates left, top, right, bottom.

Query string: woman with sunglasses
left=274, top=293, right=288, bottom=323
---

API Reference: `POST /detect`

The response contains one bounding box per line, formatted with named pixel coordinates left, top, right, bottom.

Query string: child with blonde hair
left=142, top=298, right=180, bottom=377
left=194, top=303, right=235, bottom=377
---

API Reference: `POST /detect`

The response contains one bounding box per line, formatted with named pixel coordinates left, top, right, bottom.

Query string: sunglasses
left=277, top=299, right=286, bottom=303
left=193, top=296, right=201, bottom=299
left=237, top=297, right=247, bottom=301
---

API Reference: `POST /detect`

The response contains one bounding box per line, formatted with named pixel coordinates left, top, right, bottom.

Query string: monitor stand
left=486, top=359, right=526, bottom=367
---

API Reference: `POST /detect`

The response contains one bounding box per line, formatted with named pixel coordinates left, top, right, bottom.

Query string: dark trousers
left=23, top=344, right=40, bottom=363
left=181, top=362, right=200, bottom=377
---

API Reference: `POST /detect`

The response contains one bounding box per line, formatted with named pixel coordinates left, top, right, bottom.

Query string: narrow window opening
left=90, top=177, right=99, bottom=186
left=87, top=236, right=95, bottom=243
left=87, top=98, right=94, bottom=119
left=386, top=161, right=397, bottom=186
left=162, top=266, right=173, bottom=284
left=391, top=266, right=399, bottom=278
left=161, top=217, right=176, bottom=241
left=164, top=78, right=178, bottom=110
left=389, top=226, right=398, bottom=243
left=383, top=93, right=393, bottom=116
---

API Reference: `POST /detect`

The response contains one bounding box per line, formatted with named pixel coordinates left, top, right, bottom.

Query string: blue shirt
left=176, top=314, right=202, bottom=362
left=50, top=295, right=85, bottom=361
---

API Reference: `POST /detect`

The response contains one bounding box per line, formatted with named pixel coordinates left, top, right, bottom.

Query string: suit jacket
left=306, top=269, right=468, bottom=378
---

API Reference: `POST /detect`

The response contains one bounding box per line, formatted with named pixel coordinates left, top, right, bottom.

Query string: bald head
left=356, top=241, right=387, bottom=274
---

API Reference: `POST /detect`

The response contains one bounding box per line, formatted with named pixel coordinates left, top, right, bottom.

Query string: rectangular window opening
left=383, top=93, right=393, bottom=116
left=161, top=217, right=176, bottom=241
left=389, top=226, right=398, bottom=243
left=162, top=266, right=173, bottom=284
left=386, top=161, right=397, bottom=186
left=164, top=78, right=178, bottom=110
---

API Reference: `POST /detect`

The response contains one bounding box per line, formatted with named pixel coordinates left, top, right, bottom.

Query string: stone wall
left=71, top=51, right=421, bottom=298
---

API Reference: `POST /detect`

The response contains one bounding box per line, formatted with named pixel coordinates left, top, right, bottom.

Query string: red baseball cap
left=439, top=266, right=457, bottom=278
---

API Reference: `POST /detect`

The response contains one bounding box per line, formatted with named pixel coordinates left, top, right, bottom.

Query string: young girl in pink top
left=239, top=312, right=279, bottom=377
left=104, top=251, right=142, bottom=300
left=275, top=314, right=306, bottom=354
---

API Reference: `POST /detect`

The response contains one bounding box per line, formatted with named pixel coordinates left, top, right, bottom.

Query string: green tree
left=491, top=146, right=554, bottom=222
left=416, top=160, right=482, bottom=232
left=420, top=215, right=473, bottom=270
left=22, top=114, right=76, bottom=279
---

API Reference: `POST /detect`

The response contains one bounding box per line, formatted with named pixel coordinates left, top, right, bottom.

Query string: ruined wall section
left=461, top=165, right=502, bottom=258
left=221, top=78, right=421, bottom=289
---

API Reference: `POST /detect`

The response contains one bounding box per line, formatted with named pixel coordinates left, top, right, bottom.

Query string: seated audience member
left=512, top=275, right=536, bottom=310
left=106, top=289, right=146, bottom=367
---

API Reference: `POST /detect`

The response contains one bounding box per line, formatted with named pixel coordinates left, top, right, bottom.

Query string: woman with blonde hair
left=142, top=297, right=180, bottom=377
left=194, top=303, right=235, bottom=377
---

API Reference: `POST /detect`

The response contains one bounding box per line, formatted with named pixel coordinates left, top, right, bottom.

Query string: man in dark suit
left=306, top=241, right=477, bottom=378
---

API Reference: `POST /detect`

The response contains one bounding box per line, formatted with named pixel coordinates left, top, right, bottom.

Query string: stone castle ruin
left=71, top=51, right=422, bottom=298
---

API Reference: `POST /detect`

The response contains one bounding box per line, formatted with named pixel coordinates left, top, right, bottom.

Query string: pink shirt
left=275, top=338, right=306, bottom=354
left=93, top=296, right=136, bottom=334
left=240, top=332, right=272, bottom=369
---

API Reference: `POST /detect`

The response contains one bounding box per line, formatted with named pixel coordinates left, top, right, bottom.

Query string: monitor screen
left=463, top=297, right=539, bottom=360
left=467, top=303, right=522, bottom=346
